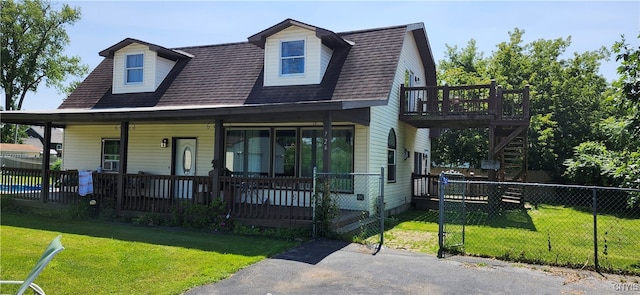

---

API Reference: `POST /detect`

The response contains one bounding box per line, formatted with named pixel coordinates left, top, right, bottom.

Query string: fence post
left=592, top=188, right=598, bottom=272
left=378, top=167, right=385, bottom=252
left=312, top=166, right=317, bottom=238
left=438, top=172, right=445, bottom=258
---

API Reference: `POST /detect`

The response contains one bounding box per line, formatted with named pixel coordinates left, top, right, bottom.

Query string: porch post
left=323, top=112, right=332, bottom=173
left=212, top=119, right=223, bottom=200
left=116, top=121, right=130, bottom=212
left=40, top=122, right=52, bottom=203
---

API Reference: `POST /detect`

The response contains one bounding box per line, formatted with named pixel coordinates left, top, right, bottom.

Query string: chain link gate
left=438, top=171, right=466, bottom=257
left=313, top=167, right=384, bottom=253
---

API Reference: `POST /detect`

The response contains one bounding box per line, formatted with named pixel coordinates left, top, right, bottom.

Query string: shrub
left=0, top=195, right=31, bottom=214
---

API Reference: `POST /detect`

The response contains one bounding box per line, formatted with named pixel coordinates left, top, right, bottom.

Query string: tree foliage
left=432, top=40, right=491, bottom=168
left=1, top=0, right=88, bottom=111
left=564, top=34, right=640, bottom=205
left=433, top=28, right=610, bottom=180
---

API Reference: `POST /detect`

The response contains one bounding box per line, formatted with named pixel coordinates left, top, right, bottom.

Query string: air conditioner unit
left=103, top=161, right=119, bottom=171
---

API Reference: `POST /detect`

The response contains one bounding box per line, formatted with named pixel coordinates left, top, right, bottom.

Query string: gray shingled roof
left=59, top=23, right=414, bottom=110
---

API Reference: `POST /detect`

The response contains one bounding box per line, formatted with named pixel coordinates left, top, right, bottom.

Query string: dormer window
left=280, top=40, right=305, bottom=75
left=125, top=53, right=144, bottom=83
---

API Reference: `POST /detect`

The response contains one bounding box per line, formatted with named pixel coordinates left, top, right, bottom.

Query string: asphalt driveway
left=185, top=238, right=636, bottom=295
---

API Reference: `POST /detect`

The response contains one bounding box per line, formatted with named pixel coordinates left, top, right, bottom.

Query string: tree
left=432, top=40, right=492, bottom=169
left=433, top=29, right=610, bottom=178
left=612, top=34, right=640, bottom=135
left=1, top=0, right=88, bottom=111
left=563, top=34, right=640, bottom=206
left=488, top=29, right=610, bottom=179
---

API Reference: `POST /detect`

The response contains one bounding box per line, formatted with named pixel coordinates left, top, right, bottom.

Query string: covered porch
left=1, top=166, right=315, bottom=225
left=0, top=102, right=376, bottom=227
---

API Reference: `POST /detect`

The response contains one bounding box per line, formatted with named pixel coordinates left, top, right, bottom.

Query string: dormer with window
left=99, top=38, right=192, bottom=94
left=249, top=19, right=353, bottom=87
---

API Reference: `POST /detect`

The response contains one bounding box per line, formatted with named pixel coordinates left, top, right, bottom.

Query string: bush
left=313, top=181, right=339, bottom=237
left=66, top=197, right=100, bottom=220
left=0, top=195, right=31, bottom=214
left=168, top=198, right=232, bottom=231
left=50, top=158, right=62, bottom=171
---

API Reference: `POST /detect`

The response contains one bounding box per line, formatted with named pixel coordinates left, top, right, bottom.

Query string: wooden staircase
left=399, top=81, right=531, bottom=209
left=498, top=136, right=527, bottom=182
left=495, top=133, right=527, bottom=207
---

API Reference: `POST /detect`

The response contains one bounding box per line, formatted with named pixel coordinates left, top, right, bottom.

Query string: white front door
left=174, top=138, right=196, bottom=198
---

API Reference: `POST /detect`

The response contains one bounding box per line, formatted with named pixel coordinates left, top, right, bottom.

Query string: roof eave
left=407, top=23, right=437, bottom=86
left=248, top=18, right=351, bottom=49
left=98, top=38, right=193, bottom=61
left=0, top=100, right=385, bottom=127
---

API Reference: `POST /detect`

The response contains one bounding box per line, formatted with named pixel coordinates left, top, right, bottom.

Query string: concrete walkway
left=185, top=239, right=636, bottom=295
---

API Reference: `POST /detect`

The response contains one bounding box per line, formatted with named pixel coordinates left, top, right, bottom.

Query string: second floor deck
left=400, top=81, right=530, bottom=129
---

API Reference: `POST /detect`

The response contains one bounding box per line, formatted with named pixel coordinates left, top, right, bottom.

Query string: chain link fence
left=314, top=168, right=384, bottom=253
left=439, top=174, right=640, bottom=274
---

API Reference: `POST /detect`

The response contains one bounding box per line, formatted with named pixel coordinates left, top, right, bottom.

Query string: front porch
left=1, top=167, right=315, bottom=227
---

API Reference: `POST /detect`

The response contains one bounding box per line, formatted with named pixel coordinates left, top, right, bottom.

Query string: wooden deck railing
left=399, top=81, right=530, bottom=123
left=220, top=176, right=314, bottom=220
left=411, top=173, right=490, bottom=200
left=1, top=167, right=314, bottom=220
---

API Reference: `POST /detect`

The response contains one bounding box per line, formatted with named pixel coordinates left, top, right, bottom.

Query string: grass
left=384, top=206, right=640, bottom=275
left=0, top=212, right=299, bottom=295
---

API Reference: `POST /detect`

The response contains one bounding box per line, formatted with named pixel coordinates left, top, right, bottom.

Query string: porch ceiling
left=1, top=100, right=381, bottom=127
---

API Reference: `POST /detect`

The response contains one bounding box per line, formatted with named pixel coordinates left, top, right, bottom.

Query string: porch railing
left=399, top=81, right=529, bottom=122
left=412, top=173, right=490, bottom=200
left=1, top=167, right=314, bottom=221
left=220, top=176, right=314, bottom=221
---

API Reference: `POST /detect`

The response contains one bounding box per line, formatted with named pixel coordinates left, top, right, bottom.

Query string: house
left=0, top=143, right=42, bottom=158
left=0, top=143, right=43, bottom=169
left=25, top=126, right=64, bottom=156
left=0, top=19, right=529, bottom=224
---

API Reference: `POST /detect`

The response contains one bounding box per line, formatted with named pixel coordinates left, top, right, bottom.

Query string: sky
left=9, top=0, right=640, bottom=111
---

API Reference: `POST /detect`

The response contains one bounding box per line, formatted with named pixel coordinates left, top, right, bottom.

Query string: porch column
left=323, top=112, right=332, bottom=173
left=40, top=122, right=52, bottom=203
left=211, top=119, right=223, bottom=200
left=116, top=121, right=129, bottom=213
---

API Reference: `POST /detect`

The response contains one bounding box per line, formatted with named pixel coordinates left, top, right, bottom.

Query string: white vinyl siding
left=367, top=30, right=430, bottom=212
left=155, top=56, right=176, bottom=89
left=63, top=123, right=214, bottom=176
left=320, top=44, right=333, bottom=79
left=112, top=43, right=176, bottom=94
left=63, top=125, right=120, bottom=171
left=264, top=26, right=328, bottom=86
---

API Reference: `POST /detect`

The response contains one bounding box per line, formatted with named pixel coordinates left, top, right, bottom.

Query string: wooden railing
left=2, top=167, right=313, bottom=220
left=0, top=167, right=82, bottom=204
left=220, top=176, right=314, bottom=220
left=399, top=81, right=529, bottom=122
left=411, top=173, right=490, bottom=200
left=102, top=173, right=215, bottom=213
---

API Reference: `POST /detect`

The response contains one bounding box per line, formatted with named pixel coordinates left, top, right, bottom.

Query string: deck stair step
left=501, top=186, right=524, bottom=204
left=498, top=135, right=527, bottom=182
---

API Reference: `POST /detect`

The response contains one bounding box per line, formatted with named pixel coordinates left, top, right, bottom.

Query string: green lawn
left=386, top=206, right=640, bottom=275
left=0, top=213, right=299, bottom=295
